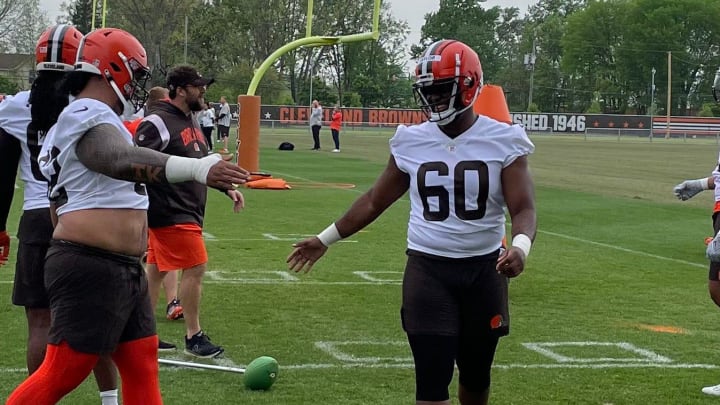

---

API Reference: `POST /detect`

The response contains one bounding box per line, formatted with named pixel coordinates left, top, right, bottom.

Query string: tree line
left=1, top=0, right=720, bottom=116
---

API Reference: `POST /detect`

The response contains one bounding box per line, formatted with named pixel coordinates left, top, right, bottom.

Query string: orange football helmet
left=75, top=28, right=151, bottom=117
left=35, top=24, right=83, bottom=72
left=413, top=39, right=483, bottom=125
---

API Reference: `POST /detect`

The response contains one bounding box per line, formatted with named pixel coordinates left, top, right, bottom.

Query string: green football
left=243, top=356, right=279, bottom=391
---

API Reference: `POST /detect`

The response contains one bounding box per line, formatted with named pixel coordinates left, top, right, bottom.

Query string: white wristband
left=165, top=153, right=221, bottom=184
left=511, top=234, right=532, bottom=259
left=693, top=178, right=711, bottom=190
left=317, top=223, right=342, bottom=247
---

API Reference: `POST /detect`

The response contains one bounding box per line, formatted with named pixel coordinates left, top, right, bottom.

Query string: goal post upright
left=236, top=0, right=381, bottom=171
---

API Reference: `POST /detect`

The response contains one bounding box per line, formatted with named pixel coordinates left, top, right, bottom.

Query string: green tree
left=0, top=75, right=19, bottom=94
left=58, top=0, right=94, bottom=33
left=561, top=0, right=625, bottom=113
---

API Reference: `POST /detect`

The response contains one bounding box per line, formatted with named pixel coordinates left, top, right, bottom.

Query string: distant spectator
left=330, top=105, right=342, bottom=152
left=310, top=99, right=322, bottom=150
left=199, top=102, right=215, bottom=152
left=217, top=96, right=231, bottom=153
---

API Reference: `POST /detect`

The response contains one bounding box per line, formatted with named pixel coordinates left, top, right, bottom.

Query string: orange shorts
left=146, top=223, right=207, bottom=271
left=714, top=201, right=720, bottom=214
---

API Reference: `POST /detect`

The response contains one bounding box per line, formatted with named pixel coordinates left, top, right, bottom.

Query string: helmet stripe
left=419, top=40, right=444, bottom=78
left=47, top=24, right=69, bottom=63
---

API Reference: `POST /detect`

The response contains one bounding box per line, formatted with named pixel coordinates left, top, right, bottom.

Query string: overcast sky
left=38, top=0, right=534, bottom=71
left=39, top=0, right=534, bottom=38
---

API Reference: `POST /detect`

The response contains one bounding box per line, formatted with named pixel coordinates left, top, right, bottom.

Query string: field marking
left=522, top=342, right=672, bottom=363
left=315, top=341, right=411, bottom=363
left=353, top=271, right=403, bottom=283
left=202, top=232, right=217, bottom=241
left=203, top=270, right=400, bottom=285
left=538, top=230, right=706, bottom=268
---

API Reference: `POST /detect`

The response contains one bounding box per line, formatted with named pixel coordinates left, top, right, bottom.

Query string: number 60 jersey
left=390, top=115, right=534, bottom=258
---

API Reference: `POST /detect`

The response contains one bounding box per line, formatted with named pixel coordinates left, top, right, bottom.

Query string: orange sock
left=112, top=335, right=163, bottom=404
left=7, top=342, right=98, bottom=405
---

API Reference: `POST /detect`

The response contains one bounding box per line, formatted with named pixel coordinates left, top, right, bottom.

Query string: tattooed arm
left=76, top=123, right=170, bottom=184
left=76, top=123, right=248, bottom=189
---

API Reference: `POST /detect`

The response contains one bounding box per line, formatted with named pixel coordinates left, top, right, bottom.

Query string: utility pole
left=184, top=15, right=188, bottom=63
left=524, top=33, right=538, bottom=111
left=650, top=67, right=656, bottom=140
left=665, top=51, right=672, bottom=139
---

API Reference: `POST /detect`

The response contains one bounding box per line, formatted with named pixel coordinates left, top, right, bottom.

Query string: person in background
left=310, top=99, right=323, bottom=150
left=200, top=102, right=215, bottom=152
left=287, top=39, right=536, bottom=405
left=217, top=96, right=231, bottom=153
left=122, top=86, right=185, bottom=324
left=135, top=65, right=245, bottom=358
left=0, top=24, right=121, bottom=405
left=330, top=105, right=342, bottom=152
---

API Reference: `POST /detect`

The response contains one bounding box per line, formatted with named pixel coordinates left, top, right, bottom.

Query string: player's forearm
left=335, top=191, right=388, bottom=238
left=77, top=124, right=171, bottom=184
left=509, top=207, right=537, bottom=241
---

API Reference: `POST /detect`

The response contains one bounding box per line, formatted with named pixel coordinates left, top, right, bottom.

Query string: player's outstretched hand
left=207, top=160, right=249, bottom=190
left=226, top=189, right=245, bottom=213
left=673, top=179, right=706, bottom=201
left=287, top=237, right=328, bottom=273
left=496, top=247, right=525, bottom=278
left=0, top=230, right=10, bottom=266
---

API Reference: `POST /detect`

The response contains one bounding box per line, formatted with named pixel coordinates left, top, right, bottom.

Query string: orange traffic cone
left=473, top=84, right=512, bottom=124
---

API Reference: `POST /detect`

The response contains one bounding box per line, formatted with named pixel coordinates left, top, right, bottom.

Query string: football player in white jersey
left=0, top=24, right=123, bottom=405
left=6, top=28, right=248, bottom=405
left=287, top=39, right=537, bottom=405
left=673, top=165, right=720, bottom=397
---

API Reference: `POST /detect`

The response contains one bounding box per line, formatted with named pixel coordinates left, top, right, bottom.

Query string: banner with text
left=218, top=104, right=720, bottom=133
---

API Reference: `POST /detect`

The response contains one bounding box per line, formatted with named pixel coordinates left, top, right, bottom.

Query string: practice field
left=3, top=128, right=720, bottom=404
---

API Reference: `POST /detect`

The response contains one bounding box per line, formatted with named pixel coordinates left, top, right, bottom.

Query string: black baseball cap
left=166, top=65, right=215, bottom=90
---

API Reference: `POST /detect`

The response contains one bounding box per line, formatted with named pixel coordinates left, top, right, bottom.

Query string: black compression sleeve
left=0, top=128, right=21, bottom=231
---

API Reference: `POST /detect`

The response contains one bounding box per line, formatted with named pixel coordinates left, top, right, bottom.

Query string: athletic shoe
left=185, top=330, right=224, bottom=358
left=166, top=298, right=184, bottom=320
left=702, top=383, right=720, bottom=396
left=221, top=148, right=229, bottom=153
left=332, top=149, right=340, bottom=153
left=158, top=340, right=176, bottom=352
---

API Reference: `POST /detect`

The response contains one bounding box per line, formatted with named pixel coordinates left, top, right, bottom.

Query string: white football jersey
left=39, top=98, right=149, bottom=216
left=390, top=115, right=535, bottom=258
left=0, top=91, right=49, bottom=211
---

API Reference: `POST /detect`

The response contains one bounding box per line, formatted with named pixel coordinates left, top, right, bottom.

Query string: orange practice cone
left=473, top=84, right=512, bottom=124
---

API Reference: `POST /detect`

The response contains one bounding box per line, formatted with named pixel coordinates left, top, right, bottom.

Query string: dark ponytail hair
left=29, top=70, right=70, bottom=133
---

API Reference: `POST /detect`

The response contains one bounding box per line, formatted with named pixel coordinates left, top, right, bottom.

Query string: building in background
left=0, top=54, right=35, bottom=92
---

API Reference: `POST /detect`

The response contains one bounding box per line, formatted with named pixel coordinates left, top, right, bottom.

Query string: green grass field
left=3, top=128, right=720, bottom=404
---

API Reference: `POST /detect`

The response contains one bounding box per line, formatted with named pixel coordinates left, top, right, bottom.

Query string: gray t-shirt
left=310, top=106, right=323, bottom=127
left=218, top=102, right=231, bottom=127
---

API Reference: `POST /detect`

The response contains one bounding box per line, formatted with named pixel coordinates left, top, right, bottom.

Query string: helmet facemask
left=414, top=52, right=481, bottom=126
left=107, top=51, right=151, bottom=119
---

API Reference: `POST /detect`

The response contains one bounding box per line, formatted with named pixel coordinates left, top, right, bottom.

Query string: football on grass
left=243, top=356, right=278, bottom=390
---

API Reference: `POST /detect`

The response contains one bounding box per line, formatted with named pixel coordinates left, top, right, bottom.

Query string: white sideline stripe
left=0, top=363, right=718, bottom=374
left=539, top=230, right=706, bottom=268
